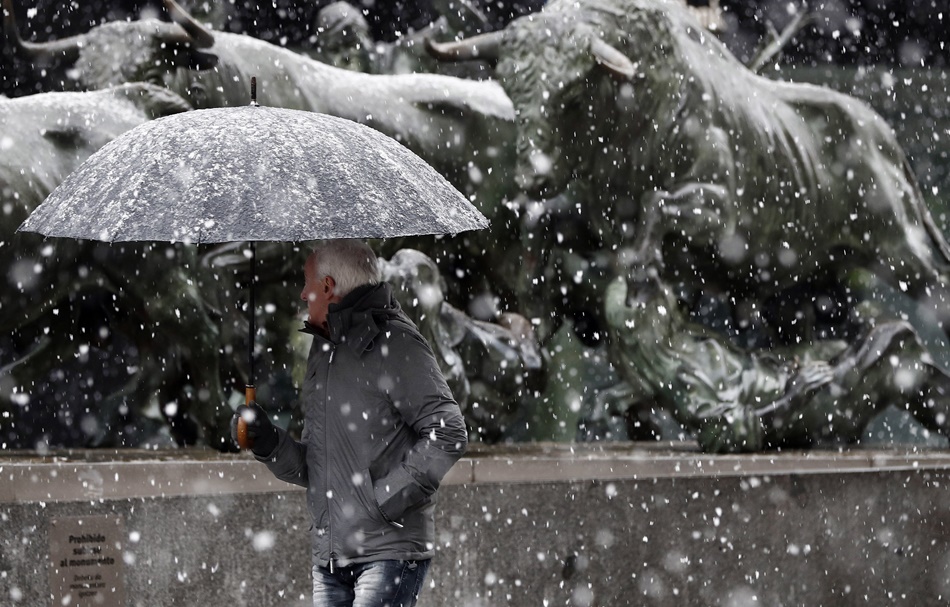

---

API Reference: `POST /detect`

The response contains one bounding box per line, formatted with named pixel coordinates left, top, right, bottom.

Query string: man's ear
left=325, top=276, right=336, bottom=293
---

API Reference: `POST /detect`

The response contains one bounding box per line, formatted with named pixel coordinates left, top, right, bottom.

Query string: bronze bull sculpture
left=428, top=0, right=950, bottom=449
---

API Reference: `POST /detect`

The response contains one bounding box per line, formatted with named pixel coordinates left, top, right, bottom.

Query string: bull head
left=427, top=27, right=636, bottom=197
left=2, top=0, right=217, bottom=87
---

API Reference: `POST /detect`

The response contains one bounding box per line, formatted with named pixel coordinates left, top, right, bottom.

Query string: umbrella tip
left=250, top=76, right=259, bottom=107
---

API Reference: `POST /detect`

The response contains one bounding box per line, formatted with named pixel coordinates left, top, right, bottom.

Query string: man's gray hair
left=311, top=239, right=380, bottom=297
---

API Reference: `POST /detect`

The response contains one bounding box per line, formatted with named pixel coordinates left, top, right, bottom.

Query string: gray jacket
left=256, top=282, right=468, bottom=568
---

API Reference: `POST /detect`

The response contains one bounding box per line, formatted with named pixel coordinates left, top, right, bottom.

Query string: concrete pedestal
left=1, top=443, right=949, bottom=606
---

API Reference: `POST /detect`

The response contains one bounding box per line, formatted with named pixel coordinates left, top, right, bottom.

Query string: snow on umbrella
left=18, top=94, right=488, bottom=448
left=19, top=106, right=487, bottom=242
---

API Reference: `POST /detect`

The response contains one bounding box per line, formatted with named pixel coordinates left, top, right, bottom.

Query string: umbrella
left=18, top=81, right=488, bottom=449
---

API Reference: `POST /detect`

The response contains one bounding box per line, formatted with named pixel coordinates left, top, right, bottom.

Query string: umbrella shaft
left=249, top=241, right=256, bottom=385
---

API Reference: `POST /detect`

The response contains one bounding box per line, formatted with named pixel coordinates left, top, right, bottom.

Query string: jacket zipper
left=325, top=344, right=336, bottom=573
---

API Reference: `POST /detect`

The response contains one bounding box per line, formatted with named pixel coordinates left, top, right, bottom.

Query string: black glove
left=230, top=401, right=279, bottom=456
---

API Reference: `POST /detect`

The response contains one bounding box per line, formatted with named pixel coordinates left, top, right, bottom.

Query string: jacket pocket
left=372, top=466, right=428, bottom=525
left=356, top=468, right=390, bottom=527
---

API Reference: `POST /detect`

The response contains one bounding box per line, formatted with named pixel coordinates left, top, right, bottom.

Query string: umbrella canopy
left=18, top=105, right=488, bottom=242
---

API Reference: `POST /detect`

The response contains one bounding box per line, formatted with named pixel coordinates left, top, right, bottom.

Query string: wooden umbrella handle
left=237, top=385, right=256, bottom=450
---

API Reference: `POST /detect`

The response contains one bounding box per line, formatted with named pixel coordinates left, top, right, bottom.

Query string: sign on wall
left=48, top=515, right=127, bottom=606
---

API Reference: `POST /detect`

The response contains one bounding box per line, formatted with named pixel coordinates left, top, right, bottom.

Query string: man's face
left=301, top=253, right=334, bottom=327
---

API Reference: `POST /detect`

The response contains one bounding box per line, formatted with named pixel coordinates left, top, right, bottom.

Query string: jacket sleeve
left=255, top=425, right=309, bottom=488
left=373, top=326, right=469, bottom=523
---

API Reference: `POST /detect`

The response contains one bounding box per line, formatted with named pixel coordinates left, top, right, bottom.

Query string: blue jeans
left=312, top=559, right=431, bottom=607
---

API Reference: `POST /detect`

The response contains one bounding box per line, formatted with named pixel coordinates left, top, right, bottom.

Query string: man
left=231, top=239, right=468, bottom=606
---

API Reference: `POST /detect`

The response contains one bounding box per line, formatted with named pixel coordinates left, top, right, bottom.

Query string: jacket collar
left=301, top=282, right=401, bottom=354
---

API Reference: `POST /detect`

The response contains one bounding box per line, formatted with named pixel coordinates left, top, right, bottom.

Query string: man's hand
left=230, top=401, right=279, bottom=456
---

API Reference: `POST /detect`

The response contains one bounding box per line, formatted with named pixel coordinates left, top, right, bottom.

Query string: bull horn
left=164, top=0, right=215, bottom=48
left=3, top=0, right=83, bottom=62
left=591, top=39, right=637, bottom=80
left=425, top=31, right=502, bottom=62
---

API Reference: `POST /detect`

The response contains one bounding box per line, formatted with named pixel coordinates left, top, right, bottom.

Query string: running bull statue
left=428, top=0, right=950, bottom=316
left=428, top=0, right=950, bottom=449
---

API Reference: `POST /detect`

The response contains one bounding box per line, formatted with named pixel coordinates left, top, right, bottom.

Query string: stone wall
left=2, top=444, right=949, bottom=606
